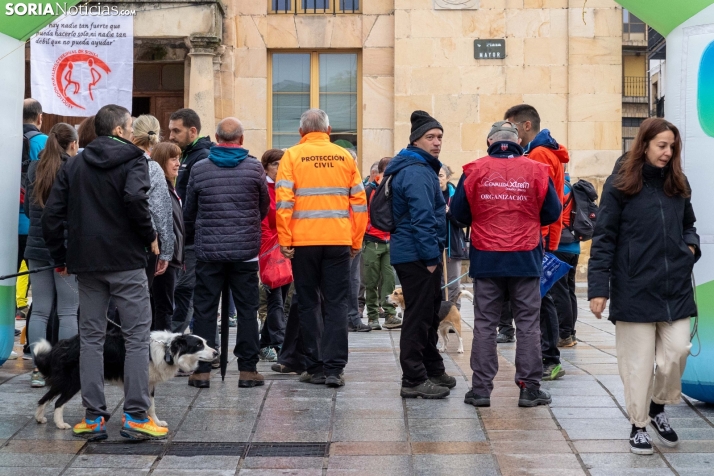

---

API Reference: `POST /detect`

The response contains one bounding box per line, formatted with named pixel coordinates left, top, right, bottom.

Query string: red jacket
left=526, top=144, right=569, bottom=250
left=463, top=154, right=550, bottom=252
left=260, top=178, right=277, bottom=250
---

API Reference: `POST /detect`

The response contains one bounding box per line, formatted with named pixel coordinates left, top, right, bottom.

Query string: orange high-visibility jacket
left=276, top=132, right=368, bottom=249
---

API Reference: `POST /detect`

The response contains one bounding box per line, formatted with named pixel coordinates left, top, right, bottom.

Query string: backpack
left=369, top=175, right=396, bottom=233
left=21, top=131, right=42, bottom=199
left=560, top=179, right=599, bottom=243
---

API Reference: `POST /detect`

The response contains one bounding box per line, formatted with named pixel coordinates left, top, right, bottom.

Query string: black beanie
left=409, top=110, right=443, bottom=144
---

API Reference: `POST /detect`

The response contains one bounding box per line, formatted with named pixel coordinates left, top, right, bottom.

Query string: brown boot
left=239, top=371, right=265, bottom=388
left=188, top=372, right=211, bottom=388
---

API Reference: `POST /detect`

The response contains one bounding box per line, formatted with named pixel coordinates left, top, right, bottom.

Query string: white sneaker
left=7, top=351, right=18, bottom=360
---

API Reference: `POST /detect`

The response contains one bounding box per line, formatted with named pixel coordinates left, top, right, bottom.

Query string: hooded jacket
left=183, top=145, right=269, bottom=262
left=588, top=163, right=700, bottom=324
left=451, top=141, right=561, bottom=278
left=176, top=136, right=213, bottom=205
left=42, top=136, right=156, bottom=273
left=524, top=129, right=570, bottom=251
left=384, top=146, right=446, bottom=266
left=24, top=153, right=69, bottom=264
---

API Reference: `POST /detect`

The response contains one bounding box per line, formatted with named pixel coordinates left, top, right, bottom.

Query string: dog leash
left=441, top=272, right=469, bottom=290
left=0, top=263, right=66, bottom=281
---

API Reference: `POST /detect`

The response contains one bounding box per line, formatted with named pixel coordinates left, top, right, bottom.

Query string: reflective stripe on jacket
left=276, top=132, right=368, bottom=248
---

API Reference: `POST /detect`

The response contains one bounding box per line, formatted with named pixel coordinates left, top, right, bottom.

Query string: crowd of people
left=11, top=98, right=700, bottom=455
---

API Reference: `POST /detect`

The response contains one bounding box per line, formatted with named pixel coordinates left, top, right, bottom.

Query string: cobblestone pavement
left=1, top=297, right=714, bottom=475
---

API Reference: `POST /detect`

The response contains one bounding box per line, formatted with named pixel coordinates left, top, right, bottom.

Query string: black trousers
left=292, top=246, right=350, bottom=377
left=151, top=266, right=177, bottom=331
left=394, top=261, right=445, bottom=387
left=260, top=283, right=290, bottom=349
left=552, top=251, right=579, bottom=338
left=278, top=293, right=307, bottom=373
left=171, top=247, right=196, bottom=334
left=193, top=260, right=260, bottom=374
left=540, top=291, right=561, bottom=366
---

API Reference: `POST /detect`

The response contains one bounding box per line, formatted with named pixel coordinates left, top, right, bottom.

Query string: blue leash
left=441, top=272, right=469, bottom=290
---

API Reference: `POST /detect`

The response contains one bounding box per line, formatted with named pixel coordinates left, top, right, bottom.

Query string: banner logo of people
left=52, top=51, right=111, bottom=110
left=30, top=14, right=133, bottom=116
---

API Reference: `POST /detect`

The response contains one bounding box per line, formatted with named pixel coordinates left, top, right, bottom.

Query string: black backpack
left=21, top=131, right=42, bottom=197
left=369, top=174, right=396, bottom=233
left=561, top=179, right=599, bottom=243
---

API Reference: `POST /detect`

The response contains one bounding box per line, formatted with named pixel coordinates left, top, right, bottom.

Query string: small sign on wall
left=474, top=39, right=506, bottom=59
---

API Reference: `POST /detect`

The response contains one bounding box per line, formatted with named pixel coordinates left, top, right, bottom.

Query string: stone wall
left=224, top=1, right=395, bottom=174
left=394, top=0, right=622, bottom=179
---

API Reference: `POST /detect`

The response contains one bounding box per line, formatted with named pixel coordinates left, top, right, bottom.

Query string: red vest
left=463, top=155, right=550, bottom=252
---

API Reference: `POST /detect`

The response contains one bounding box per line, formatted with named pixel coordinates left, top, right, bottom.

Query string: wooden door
left=155, top=95, right=185, bottom=140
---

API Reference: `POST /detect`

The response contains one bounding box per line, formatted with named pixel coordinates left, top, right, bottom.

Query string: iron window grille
left=270, top=0, right=360, bottom=14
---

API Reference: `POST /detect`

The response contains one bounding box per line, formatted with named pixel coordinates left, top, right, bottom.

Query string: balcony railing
left=624, top=76, right=648, bottom=98
left=270, top=0, right=360, bottom=14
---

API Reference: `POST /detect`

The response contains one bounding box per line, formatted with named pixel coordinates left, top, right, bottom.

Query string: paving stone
left=0, top=452, right=75, bottom=467
left=71, top=455, right=157, bottom=470
left=580, top=453, right=669, bottom=469
left=481, top=418, right=558, bottom=431
left=408, top=418, right=486, bottom=442
left=405, top=398, right=481, bottom=420
left=63, top=470, right=149, bottom=476
left=572, top=440, right=631, bottom=453
left=152, top=471, right=234, bottom=476
left=549, top=396, right=619, bottom=408
left=332, top=418, right=406, bottom=442
left=330, top=442, right=410, bottom=456
left=172, top=429, right=252, bottom=442
left=486, top=430, right=567, bottom=441
left=239, top=470, right=322, bottom=476
left=588, top=470, right=674, bottom=476
left=551, top=407, right=625, bottom=420
left=490, top=439, right=572, bottom=454
left=662, top=453, right=714, bottom=471
left=495, top=453, right=583, bottom=473
left=0, top=468, right=64, bottom=476
left=253, top=428, right=330, bottom=443
left=326, top=455, right=410, bottom=474
left=412, top=454, right=498, bottom=476
left=241, top=457, right=324, bottom=469
left=156, top=455, right=240, bottom=470
left=658, top=440, right=714, bottom=453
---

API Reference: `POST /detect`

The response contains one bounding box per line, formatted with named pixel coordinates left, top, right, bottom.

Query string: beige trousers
left=615, top=318, right=691, bottom=427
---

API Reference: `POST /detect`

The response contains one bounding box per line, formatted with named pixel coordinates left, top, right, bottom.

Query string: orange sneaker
left=73, top=416, right=108, bottom=441
left=120, top=413, right=168, bottom=440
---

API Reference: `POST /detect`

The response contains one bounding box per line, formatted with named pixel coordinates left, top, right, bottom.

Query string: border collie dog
left=33, top=327, right=216, bottom=429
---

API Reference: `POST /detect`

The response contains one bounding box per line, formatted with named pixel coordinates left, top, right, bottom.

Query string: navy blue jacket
left=183, top=145, right=269, bottom=262
left=384, top=146, right=446, bottom=266
left=451, top=141, right=562, bottom=278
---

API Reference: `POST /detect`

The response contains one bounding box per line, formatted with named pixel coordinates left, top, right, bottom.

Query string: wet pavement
left=1, top=296, right=714, bottom=475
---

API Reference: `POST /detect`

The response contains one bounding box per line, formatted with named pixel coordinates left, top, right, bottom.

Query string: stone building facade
left=32, top=0, right=626, bottom=279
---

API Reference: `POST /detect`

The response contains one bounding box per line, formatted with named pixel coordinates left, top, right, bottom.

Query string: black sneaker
left=299, top=371, right=326, bottom=385
left=348, top=322, right=372, bottom=332
left=496, top=333, right=515, bottom=343
left=429, top=372, right=457, bottom=389
left=400, top=380, right=450, bottom=399
left=518, top=387, right=552, bottom=407
left=649, top=411, right=679, bottom=447
left=325, top=374, right=345, bottom=388
left=464, top=390, right=490, bottom=407
left=630, top=426, right=654, bottom=455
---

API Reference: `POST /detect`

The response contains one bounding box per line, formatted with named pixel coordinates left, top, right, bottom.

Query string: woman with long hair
left=588, top=118, right=700, bottom=455
left=132, top=115, right=173, bottom=287
left=24, top=123, right=80, bottom=387
left=150, top=142, right=184, bottom=331
left=438, top=164, right=468, bottom=310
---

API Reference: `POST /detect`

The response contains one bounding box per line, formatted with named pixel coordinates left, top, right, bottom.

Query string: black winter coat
left=168, top=179, right=185, bottom=268
left=443, top=183, right=469, bottom=260
left=183, top=147, right=269, bottom=262
left=588, top=163, right=701, bottom=323
left=42, top=136, right=156, bottom=273
left=24, top=153, right=70, bottom=263
left=176, top=136, right=213, bottom=204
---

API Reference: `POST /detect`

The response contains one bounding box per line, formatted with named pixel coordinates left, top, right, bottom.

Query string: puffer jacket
left=588, top=163, right=701, bottom=324
left=384, top=145, right=446, bottom=266
left=176, top=136, right=213, bottom=203
left=145, top=155, right=174, bottom=262
left=183, top=144, right=269, bottom=262
left=24, top=153, right=70, bottom=264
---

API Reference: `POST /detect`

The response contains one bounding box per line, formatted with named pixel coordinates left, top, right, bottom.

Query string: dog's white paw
left=155, top=419, right=168, bottom=427
left=457, top=348, right=464, bottom=354
left=56, top=422, right=71, bottom=430
left=36, top=416, right=47, bottom=424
